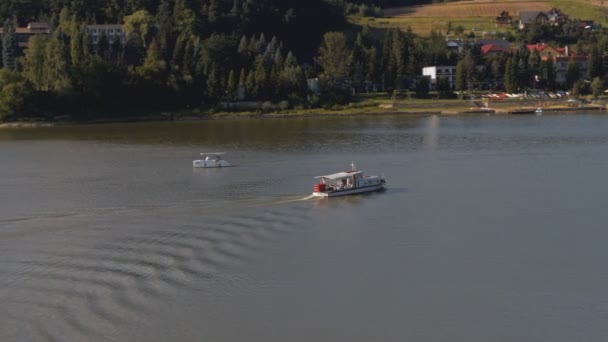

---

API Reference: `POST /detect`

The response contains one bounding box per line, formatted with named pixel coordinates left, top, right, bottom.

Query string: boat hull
left=193, top=160, right=231, bottom=168
left=312, top=184, right=385, bottom=197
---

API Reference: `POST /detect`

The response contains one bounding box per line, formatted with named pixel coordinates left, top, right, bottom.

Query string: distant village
left=0, top=3, right=606, bottom=121
left=0, top=7, right=603, bottom=96
left=423, top=7, right=603, bottom=96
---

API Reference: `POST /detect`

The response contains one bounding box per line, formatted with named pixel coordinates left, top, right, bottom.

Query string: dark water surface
left=2, top=114, right=608, bottom=341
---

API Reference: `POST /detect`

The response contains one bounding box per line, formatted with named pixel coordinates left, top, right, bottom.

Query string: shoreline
left=1, top=105, right=606, bottom=129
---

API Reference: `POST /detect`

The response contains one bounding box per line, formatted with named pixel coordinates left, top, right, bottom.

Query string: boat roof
left=315, top=170, right=362, bottom=180
left=200, top=152, right=226, bottom=155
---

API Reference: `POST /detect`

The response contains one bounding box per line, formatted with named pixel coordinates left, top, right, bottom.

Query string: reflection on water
left=423, top=114, right=440, bottom=152
left=2, top=114, right=608, bottom=342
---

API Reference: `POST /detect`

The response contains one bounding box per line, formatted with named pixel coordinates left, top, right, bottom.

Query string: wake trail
left=270, top=194, right=319, bottom=205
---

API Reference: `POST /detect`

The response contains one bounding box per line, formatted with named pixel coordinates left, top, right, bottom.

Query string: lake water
left=2, top=114, right=608, bottom=342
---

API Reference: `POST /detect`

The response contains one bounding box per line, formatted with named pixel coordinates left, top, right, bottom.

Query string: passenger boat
left=312, top=163, right=386, bottom=197
left=193, top=152, right=231, bottom=168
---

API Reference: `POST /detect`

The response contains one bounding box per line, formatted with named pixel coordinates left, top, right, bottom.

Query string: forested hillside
left=1, top=0, right=606, bottom=122
left=0, top=0, right=350, bottom=120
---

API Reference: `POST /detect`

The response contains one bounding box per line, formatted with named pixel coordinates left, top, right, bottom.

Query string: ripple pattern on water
left=0, top=201, right=311, bottom=341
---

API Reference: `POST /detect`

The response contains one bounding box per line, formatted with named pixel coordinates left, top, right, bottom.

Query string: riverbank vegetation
left=1, top=0, right=608, bottom=122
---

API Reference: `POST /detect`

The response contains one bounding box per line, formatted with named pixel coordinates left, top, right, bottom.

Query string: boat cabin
left=315, top=170, right=364, bottom=192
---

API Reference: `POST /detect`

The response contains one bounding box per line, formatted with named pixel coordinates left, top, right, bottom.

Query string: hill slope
left=354, top=0, right=607, bottom=36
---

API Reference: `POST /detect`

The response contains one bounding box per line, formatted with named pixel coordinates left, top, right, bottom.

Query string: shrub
left=262, top=101, right=275, bottom=113
left=278, top=100, right=290, bottom=111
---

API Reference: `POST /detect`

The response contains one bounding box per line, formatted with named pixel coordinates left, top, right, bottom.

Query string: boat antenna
left=351, top=161, right=357, bottom=171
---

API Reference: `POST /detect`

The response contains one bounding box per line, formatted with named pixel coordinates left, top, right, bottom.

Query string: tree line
left=0, top=0, right=348, bottom=120
left=1, top=0, right=608, bottom=121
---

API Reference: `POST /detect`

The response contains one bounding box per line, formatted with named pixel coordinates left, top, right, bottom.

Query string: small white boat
left=312, top=163, right=386, bottom=197
left=193, top=152, right=231, bottom=168
left=535, top=108, right=543, bottom=115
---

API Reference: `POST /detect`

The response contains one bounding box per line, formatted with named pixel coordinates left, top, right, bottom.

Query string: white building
left=86, top=24, right=125, bottom=45
left=422, top=66, right=457, bottom=88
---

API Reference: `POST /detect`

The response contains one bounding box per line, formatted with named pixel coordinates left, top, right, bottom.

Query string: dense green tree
left=588, top=45, right=603, bottom=79
left=316, top=31, right=350, bottom=80
left=381, top=29, right=395, bottom=90
left=591, top=77, right=603, bottom=98
left=504, top=57, right=518, bottom=93
left=436, top=76, right=453, bottom=98
left=516, top=45, right=530, bottom=89
left=22, top=35, right=48, bottom=90
left=0, top=70, right=34, bottom=120
left=414, top=76, right=429, bottom=98
left=44, top=34, right=71, bottom=92
left=136, top=39, right=166, bottom=84
left=70, top=23, right=91, bottom=68
left=455, top=60, right=465, bottom=93
left=1, top=18, right=18, bottom=71
left=156, top=0, right=174, bottom=60
left=227, top=69, right=237, bottom=98
left=565, top=59, right=580, bottom=89
left=391, top=30, right=407, bottom=89
left=529, top=49, right=541, bottom=87
left=366, top=46, right=380, bottom=89
left=462, top=50, right=477, bottom=90
left=124, top=9, right=154, bottom=49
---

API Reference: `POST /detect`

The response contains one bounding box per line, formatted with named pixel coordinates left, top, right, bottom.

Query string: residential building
left=518, top=8, right=567, bottom=30
left=518, top=11, right=548, bottom=29
left=423, top=66, right=457, bottom=89
left=554, top=56, right=589, bottom=85
left=545, top=8, right=568, bottom=25
left=86, top=24, right=126, bottom=45
left=526, top=43, right=568, bottom=58
left=495, top=11, right=512, bottom=27
left=481, top=44, right=509, bottom=57
left=0, top=22, right=50, bottom=48
left=526, top=43, right=589, bottom=86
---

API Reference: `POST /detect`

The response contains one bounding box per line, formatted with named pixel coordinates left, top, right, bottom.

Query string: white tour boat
left=312, top=163, right=386, bottom=197
left=193, top=152, right=231, bottom=168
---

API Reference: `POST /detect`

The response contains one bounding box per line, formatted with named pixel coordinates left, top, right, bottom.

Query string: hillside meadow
left=353, top=0, right=608, bottom=36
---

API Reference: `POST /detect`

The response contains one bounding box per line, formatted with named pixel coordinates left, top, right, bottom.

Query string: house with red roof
left=526, top=43, right=567, bottom=59
left=526, top=43, right=589, bottom=85
left=481, top=44, right=509, bottom=57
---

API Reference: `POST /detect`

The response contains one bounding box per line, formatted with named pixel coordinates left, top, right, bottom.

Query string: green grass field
left=350, top=0, right=608, bottom=37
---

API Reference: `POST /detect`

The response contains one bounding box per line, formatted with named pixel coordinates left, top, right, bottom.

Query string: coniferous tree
left=391, top=31, right=407, bottom=89
left=504, top=57, right=518, bottom=93
left=238, top=35, right=248, bottom=56
left=316, top=31, right=350, bottom=81
left=462, top=50, right=477, bottom=91
left=366, top=46, right=380, bottom=90
left=238, top=67, right=246, bottom=86
left=545, top=58, right=556, bottom=90
left=455, top=60, right=465, bottom=93
left=538, top=58, right=556, bottom=90
left=381, top=29, right=395, bottom=90
left=156, top=0, right=174, bottom=60
left=529, top=49, right=541, bottom=88
left=227, top=69, right=237, bottom=99
left=22, top=35, right=48, bottom=91
left=245, top=68, right=255, bottom=99
left=1, top=18, right=18, bottom=72
left=565, top=59, right=580, bottom=89
left=588, top=45, right=603, bottom=79
left=45, top=33, right=71, bottom=92
left=591, top=77, right=602, bottom=98
left=349, top=33, right=366, bottom=92
left=137, top=39, right=165, bottom=84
